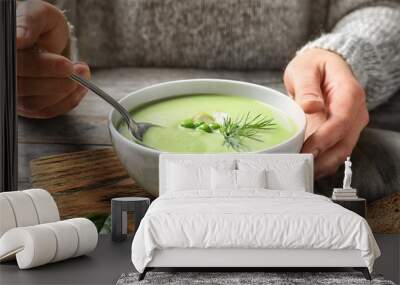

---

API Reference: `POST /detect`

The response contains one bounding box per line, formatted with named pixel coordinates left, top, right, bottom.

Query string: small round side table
left=111, top=197, right=150, bottom=242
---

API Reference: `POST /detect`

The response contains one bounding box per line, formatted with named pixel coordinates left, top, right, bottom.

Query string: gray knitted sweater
left=54, top=0, right=400, bottom=110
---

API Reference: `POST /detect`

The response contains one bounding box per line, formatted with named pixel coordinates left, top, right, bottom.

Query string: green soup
left=118, top=94, right=297, bottom=153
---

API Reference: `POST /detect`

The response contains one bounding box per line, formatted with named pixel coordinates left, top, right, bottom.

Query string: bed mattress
left=131, top=190, right=380, bottom=272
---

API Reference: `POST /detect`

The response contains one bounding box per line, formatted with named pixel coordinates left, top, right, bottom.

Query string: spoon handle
left=69, top=73, right=138, bottom=134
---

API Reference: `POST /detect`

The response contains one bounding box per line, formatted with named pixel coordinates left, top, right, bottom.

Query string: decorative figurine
left=343, top=157, right=352, bottom=189
left=332, top=157, right=358, bottom=200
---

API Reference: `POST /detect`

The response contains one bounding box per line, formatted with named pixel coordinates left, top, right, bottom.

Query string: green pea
left=197, top=123, right=212, bottom=133
left=180, top=118, right=195, bottom=128
left=208, top=122, right=220, bottom=130
left=193, top=121, right=205, bottom=128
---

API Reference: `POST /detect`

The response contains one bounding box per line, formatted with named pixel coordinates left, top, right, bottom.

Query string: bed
left=131, top=154, right=380, bottom=280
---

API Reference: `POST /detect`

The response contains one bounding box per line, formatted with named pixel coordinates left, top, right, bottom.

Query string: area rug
left=116, top=272, right=395, bottom=285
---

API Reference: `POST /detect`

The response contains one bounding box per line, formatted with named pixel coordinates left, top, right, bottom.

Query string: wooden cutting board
left=30, top=148, right=154, bottom=220
left=30, top=148, right=399, bottom=233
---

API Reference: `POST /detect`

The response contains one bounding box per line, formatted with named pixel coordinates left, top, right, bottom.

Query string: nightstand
left=332, top=198, right=366, bottom=218
left=111, top=197, right=150, bottom=242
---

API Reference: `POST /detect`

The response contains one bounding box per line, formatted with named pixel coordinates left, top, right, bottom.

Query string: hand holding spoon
left=69, top=73, right=158, bottom=142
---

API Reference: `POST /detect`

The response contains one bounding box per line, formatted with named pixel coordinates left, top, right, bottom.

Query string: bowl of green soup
left=109, top=79, right=306, bottom=196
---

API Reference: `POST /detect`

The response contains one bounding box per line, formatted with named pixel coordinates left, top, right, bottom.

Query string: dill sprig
left=219, top=112, right=276, bottom=151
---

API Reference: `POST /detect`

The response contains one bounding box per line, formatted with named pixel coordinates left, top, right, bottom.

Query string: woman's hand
left=284, top=48, right=369, bottom=179
left=16, top=0, right=90, bottom=119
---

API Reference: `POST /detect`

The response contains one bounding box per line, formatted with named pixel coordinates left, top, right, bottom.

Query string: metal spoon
left=70, top=73, right=158, bottom=142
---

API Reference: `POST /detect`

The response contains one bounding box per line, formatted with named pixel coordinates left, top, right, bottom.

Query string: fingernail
left=303, top=94, right=323, bottom=101
left=74, top=65, right=87, bottom=76
left=56, top=59, right=72, bottom=74
left=73, top=62, right=88, bottom=70
left=78, top=69, right=87, bottom=76
left=311, top=149, right=320, bottom=158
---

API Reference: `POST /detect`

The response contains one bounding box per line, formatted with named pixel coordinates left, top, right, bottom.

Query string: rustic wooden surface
left=30, top=148, right=153, bottom=219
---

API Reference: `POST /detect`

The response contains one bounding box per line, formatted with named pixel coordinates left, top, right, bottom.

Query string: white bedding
left=131, top=190, right=380, bottom=273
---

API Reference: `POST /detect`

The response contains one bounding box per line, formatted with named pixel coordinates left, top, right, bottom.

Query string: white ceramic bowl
left=109, top=79, right=306, bottom=196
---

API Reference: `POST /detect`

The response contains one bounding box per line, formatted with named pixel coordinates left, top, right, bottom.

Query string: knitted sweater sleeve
left=300, top=6, right=400, bottom=110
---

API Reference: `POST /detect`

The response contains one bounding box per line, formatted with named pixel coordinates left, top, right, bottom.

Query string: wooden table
left=17, top=68, right=285, bottom=190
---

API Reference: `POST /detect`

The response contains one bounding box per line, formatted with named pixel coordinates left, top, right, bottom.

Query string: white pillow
left=167, top=163, right=211, bottom=191
left=211, top=169, right=268, bottom=191
left=236, top=169, right=267, bottom=189
left=166, top=159, right=235, bottom=192
left=211, top=168, right=236, bottom=190
left=237, top=159, right=308, bottom=191
left=266, top=163, right=307, bottom=191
